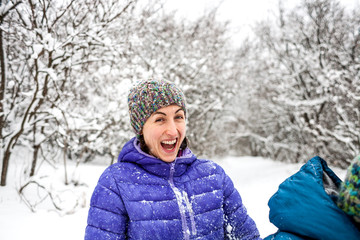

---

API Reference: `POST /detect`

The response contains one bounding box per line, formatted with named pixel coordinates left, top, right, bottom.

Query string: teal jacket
left=265, top=156, right=360, bottom=240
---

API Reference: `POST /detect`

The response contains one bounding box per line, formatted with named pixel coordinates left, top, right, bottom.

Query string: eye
left=175, top=114, right=184, bottom=120
left=155, top=118, right=164, bottom=123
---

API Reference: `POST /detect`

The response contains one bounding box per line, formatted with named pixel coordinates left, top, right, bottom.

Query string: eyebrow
left=153, top=107, right=184, bottom=116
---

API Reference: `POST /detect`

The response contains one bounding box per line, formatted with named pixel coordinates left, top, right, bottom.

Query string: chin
left=160, top=156, right=176, bottom=163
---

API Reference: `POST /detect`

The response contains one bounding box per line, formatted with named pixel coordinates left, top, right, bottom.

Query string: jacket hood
left=117, top=137, right=197, bottom=178
left=268, top=156, right=360, bottom=240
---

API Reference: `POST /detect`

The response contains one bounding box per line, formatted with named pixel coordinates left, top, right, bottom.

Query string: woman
left=265, top=156, right=360, bottom=240
left=85, top=79, right=261, bottom=239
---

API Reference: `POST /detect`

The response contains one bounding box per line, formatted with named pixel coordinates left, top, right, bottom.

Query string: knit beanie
left=128, top=79, right=186, bottom=138
left=337, top=155, right=360, bottom=223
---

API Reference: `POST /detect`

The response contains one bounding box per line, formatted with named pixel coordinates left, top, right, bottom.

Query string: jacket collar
left=117, top=137, right=196, bottom=178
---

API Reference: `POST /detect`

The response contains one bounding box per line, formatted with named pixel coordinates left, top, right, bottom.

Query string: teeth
left=162, top=140, right=176, bottom=145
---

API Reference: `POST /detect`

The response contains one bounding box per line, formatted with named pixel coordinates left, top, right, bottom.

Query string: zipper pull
left=170, top=161, right=175, bottom=175
left=169, top=162, right=175, bottom=182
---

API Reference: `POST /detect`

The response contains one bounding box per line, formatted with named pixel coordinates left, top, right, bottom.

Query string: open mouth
left=161, top=139, right=177, bottom=151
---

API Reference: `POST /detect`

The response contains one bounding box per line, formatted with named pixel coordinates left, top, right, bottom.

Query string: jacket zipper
left=183, top=190, right=197, bottom=236
left=169, top=162, right=197, bottom=240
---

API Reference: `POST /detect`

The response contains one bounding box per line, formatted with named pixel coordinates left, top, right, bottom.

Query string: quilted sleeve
left=223, top=173, right=261, bottom=240
left=85, top=166, right=128, bottom=240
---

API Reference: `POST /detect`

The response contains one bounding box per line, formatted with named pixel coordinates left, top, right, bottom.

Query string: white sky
left=163, top=0, right=360, bottom=45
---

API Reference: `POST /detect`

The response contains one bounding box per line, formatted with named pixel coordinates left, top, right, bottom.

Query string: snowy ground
left=0, top=156, right=346, bottom=240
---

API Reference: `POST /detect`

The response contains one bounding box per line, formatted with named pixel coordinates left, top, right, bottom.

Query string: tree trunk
left=1, top=148, right=10, bottom=186
left=0, top=27, right=4, bottom=140
left=30, top=144, right=39, bottom=177
left=63, top=132, right=68, bottom=185
left=0, top=13, right=7, bottom=186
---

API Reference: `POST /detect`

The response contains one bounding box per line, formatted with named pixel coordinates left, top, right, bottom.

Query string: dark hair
left=139, top=135, right=189, bottom=154
left=139, top=135, right=150, bottom=154
left=180, top=137, right=189, bottom=150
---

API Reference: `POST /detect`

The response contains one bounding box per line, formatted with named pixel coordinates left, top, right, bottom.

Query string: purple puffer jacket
left=85, top=138, right=261, bottom=240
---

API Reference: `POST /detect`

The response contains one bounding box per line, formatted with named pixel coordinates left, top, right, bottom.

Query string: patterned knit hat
left=337, top=155, right=360, bottom=223
left=128, top=79, right=186, bottom=138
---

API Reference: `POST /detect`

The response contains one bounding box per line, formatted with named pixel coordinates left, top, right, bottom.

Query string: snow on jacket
left=265, top=156, right=360, bottom=240
left=85, top=137, right=261, bottom=240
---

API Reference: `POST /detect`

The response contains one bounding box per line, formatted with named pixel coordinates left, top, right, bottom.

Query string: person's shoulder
left=99, top=161, right=138, bottom=181
left=187, top=159, right=230, bottom=188
left=196, top=158, right=222, bottom=167
left=192, top=158, right=226, bottom=174
left=103, top=160, right=132, bottom=171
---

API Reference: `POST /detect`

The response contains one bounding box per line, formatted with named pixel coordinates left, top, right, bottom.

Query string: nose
left=164, top=120, right=177, bottom=136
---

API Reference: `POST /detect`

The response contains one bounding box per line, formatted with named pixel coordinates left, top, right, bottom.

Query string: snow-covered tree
left=0, top=0, right=137, bottom=186
left=1, top=0, right=238, bottom=194
left=237, top=0, right=360, bottom=167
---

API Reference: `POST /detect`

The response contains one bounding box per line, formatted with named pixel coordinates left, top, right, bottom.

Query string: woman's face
left=142, top=105, right=186, bottom=163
